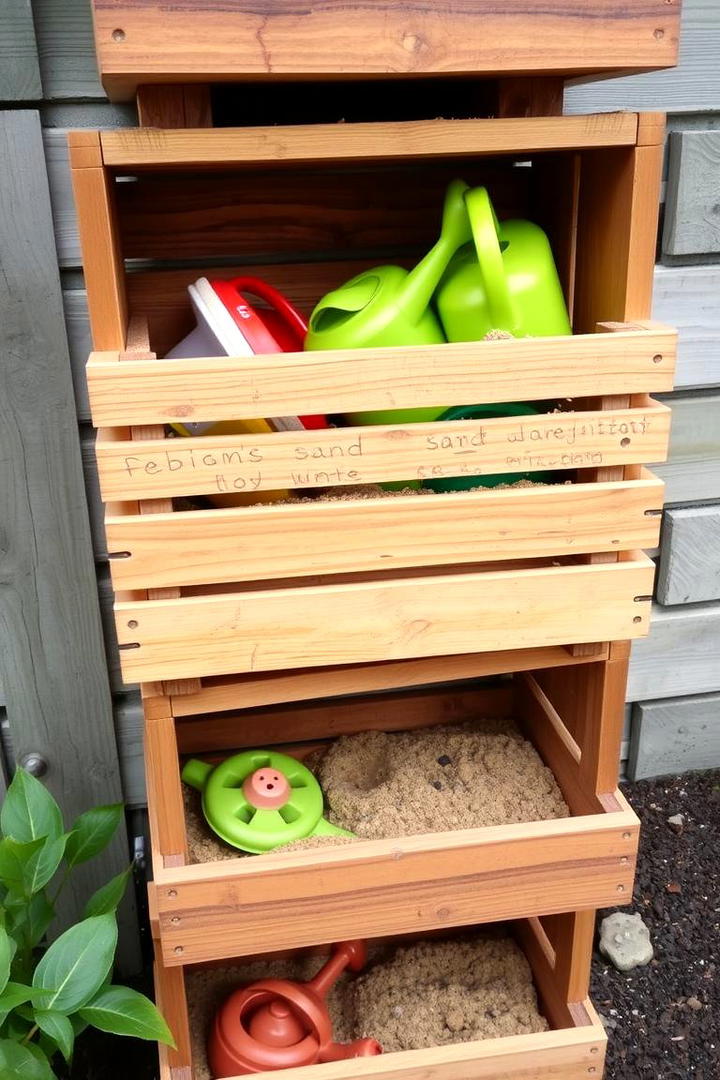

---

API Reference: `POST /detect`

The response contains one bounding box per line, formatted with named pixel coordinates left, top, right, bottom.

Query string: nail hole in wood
left=127, top=619, right=138, bottom=629
left=652, top=354, right=662, bottom=363
left=620, top=437, right=630, bottom=448
left=633, top=616, right=642, bottom=624
left=112, top=28, right=126, bottom=41
left=168, top=889, right=177, bottom=898
left=623, top=832, right=632, bottom=840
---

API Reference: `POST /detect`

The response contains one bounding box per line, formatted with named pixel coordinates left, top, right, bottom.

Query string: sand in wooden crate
left=187, top=933, right=548, bottom=1080
left=184, top=719, right=569, bottom=862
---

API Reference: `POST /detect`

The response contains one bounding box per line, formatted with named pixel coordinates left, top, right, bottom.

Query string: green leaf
left=82, top=867, right=131, bottom=919
left=25, top=835, right=68, bottom=896
left=0, top=1038, right=54, bottom=1079
left=25, top=892, right=56, bottom=949
left=0, top=838, right=45, bottom=892
left=80, top=985, right=175, bottom=1046
left=33, top=914, right=117, bottom=1014
left=65, top=804, right=123, bottom=868
left=0, top=983, right=52, bottom=1027
left=0, top=926, right=16, bottom=995
left=1, top=771, right=63, bottom=845
left=34, top=1009, right=74, bottom=1064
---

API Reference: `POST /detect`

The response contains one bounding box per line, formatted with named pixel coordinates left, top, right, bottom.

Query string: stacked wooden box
left=74, top=2, right=681, bottom=1076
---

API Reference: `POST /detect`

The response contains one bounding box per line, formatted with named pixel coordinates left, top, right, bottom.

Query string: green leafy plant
left=0, top=769, right=174, bottom=1078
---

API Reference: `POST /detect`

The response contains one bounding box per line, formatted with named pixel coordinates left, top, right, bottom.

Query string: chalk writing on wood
left=110, top=414, right=656, bottom=496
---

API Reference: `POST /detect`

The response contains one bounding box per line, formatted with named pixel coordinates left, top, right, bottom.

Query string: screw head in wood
left=19, top=753, right=48, bottom=777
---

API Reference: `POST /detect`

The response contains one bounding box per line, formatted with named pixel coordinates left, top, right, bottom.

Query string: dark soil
left=591, top=770, right=719, bottom=1080
left=69, top=770, right=718, bottom=1079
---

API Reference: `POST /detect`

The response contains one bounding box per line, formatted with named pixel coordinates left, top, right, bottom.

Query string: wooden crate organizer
left=71, top=113, right=676, bottom=685
left=145, top=647, right=639, bottom=968
left=154, top=913, right=606, bottom=1080
left=89, top=0, right=680, bottom=102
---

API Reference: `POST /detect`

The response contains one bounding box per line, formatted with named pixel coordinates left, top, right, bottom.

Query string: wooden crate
left=88, top=0, right=681, bottom=102
left=154, top=913, right=606, bottom=1080
left=72, top=114, right=674, bottom=686
left=145, top=649, right=638, bottom=968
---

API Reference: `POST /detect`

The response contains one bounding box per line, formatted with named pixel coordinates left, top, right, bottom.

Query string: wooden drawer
left=72, top=114, right=675, bottom=685
left=154, top=914, right=607, bottom=1080
left=146, top=655, right=638, bottom=967
left=90, top=0, right=680, bottom=102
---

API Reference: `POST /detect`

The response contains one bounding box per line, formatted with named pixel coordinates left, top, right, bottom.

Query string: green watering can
left=182, top=750, right=352, bottom=854
left=435, top=186, right=572, bottom=341
left=305, top=179, right=473, bottom=426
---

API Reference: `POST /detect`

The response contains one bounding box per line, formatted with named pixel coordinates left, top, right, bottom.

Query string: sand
left=184, top=719, right=568, bottom=862
left=186, top=933, right=548, bottom=1079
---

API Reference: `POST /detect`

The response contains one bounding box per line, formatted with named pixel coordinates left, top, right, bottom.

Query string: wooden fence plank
left=663, top=130, right=720, bottom=256
left=43, top=129, right=81, bottom=267
left=64, top=289, right=92, bottom=420
left=628, top=692, right=720, bottom=779
left=656, top=504, right=720, bottom=605
left=0, top=111, right=139, bottom=969
left=628, top=602, right=720, bottom=702
left=653, top=391, right=720, bottom=504
left=0, top=0, right=42, bottom=102
left=31, top=0, right=105, bottom=101
left=652, top=265, right=720, bottom=389
left=565, top=0, right=720, bottom=114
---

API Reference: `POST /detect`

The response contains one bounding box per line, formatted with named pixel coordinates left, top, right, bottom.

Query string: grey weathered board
left=565, top=0, right=720, bottom=114
left=663, top=130, right=720, bottom=256
left=31, top=0, right=105, bottom=101
left=0, top=0, right=42, bottom=102
left=628, top=602, right=720, bottom=702
left=656, top=504, right=720, bottom=605
left=628, top=692, right=720, bottom=779
left=652, top=265, right=720, bottom=389
left=0, top=111, right=139, bottom=969
left=653, top=391, right=720, bottom=505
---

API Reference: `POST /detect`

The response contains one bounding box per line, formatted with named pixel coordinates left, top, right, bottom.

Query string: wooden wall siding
left=656, top=505, right=720, bottom=605
left=565, top=0, right=720, bottom=114
left=0, top=0, right=42, bottom=102
left=663, top=130, right=720, bottom=256
left=44, top=129, right=83, bottom=267
left=653, top=391, right=720, bottom=504
left=31, top=0, right=105, bottom=100
left=628, top=692, right=720, bottom=779
left=652, top=265, right=720, bottom=389
left=627, top=602, right=720, bottom=702
left=0, top=110, right=139, bottom=967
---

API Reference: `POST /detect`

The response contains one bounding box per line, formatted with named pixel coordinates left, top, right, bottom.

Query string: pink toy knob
left=243, top=768, right=291, bottom=810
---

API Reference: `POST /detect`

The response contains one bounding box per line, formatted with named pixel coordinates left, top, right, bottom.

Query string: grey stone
left=599, top=912, right=654, bottom=972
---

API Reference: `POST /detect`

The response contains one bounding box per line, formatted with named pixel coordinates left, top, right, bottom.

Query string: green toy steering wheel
left=182, top=750, right=352, bottom=854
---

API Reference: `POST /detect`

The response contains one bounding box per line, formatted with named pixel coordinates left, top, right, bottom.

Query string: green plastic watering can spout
left=308, top=275, right=381, bottom=334
left=397, top=178, right=472, bottom=327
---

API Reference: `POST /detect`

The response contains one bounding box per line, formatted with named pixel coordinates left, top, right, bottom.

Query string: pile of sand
left=184, top=720, right=568, bottom=862
left=187, top=933, right=548, bottom=1078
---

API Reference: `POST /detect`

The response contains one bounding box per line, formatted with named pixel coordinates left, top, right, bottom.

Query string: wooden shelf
left=154, top=914, right=606, bottom=1080
left=146, top=662, right=637, bottom=967
left=89, top=0, right=680, bottom=102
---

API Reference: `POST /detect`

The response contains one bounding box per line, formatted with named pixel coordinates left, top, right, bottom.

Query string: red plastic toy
left=208, top=940, right=382, bottom=1077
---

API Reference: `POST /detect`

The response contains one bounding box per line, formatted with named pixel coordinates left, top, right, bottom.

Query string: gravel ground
left=591, top=769, right=719, bottom=1080
left=68, top=769, right=718, bottom=1079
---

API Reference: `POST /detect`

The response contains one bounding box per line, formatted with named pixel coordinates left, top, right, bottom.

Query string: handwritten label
left=117, top=415, right=652, bottom=493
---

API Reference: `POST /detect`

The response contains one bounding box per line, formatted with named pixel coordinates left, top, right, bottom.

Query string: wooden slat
left=653, top=391, right=720, bottom=503
left=0, top=110, right=139, bottom=969
left=628, top=601, right=720, bottom=702
left=628, top=691, right=720, bottom=780
left=99, top=114, right=640, bottom=167
left=153, top=808, right=637, bottom=964
left=32, top=0, right=105, bottom=99
left=663, top=129, right=720, bottom=256
left=95, top=403, right=671, bottom=501
left=92, top=0, right=679, bottom=102
left=0, top=0, right=42, bottom=101
left=86, top=326, right=677, bottom=427
left=656, top=504, right=720, bottom=605
left=105, top=474, right=665, bottom=591
left=565, top=0, right=718, bottom=115
left=653, top=265, right=720, bottom=389
left=114, top=557, right=655, bottom=682
left=169, top=645, right=610, bottom=717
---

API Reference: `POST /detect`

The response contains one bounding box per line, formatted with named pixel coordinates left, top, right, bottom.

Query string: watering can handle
left=227, top=276, right=308, bottom=337
left=464, top=188, right=517, bottom=332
